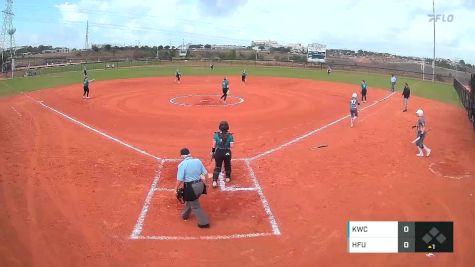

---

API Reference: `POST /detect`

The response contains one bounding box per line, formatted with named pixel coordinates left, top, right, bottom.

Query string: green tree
left=228, top=49, right=237, bottom=60
left=91, top=45, right=99, bottom=52
left=104, top=44, right=112, bottom=52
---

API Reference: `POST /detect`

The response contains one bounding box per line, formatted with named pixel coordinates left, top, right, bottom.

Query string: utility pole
left=84, top=20, right=89, bottom=50
left=1, top=0, right=15, bottom=78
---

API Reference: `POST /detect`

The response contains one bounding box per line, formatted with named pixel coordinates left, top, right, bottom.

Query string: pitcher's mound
left=170, top=94, right=244, bottom=107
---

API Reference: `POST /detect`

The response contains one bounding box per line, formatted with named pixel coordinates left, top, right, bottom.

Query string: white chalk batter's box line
left=129, top=159, right=281, bottom=240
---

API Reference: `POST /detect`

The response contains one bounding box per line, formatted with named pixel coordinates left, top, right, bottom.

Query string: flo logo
left=428, top=14, right=454, bottom=22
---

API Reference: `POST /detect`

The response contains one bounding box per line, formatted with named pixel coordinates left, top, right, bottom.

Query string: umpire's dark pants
left=213, top=148, right=231, bottom=181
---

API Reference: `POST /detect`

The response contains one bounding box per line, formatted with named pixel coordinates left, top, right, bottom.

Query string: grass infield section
left=0, top=64, right=460, bottom=106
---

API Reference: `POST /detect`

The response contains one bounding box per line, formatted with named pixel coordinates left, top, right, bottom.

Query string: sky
left=5, top=0, right=475, bottom=63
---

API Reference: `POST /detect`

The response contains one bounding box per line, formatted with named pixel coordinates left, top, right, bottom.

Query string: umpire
left=175, top=148, right=209, bottom=228
left=211, top=121, right=234, bottom=188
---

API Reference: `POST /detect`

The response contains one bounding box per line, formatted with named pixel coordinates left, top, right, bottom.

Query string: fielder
left=241, top=70, right=247, bottom=83
left=412, top=109, right=431, bottom=157
left=82, top=76, right=93, bottom=99
left=220, top=76, right=229, bottom=103
left=402, top=82, right=411, bottom=112
left=349, top=92, right=360, bottom=127
left=390, top=74, right=397, bottom=92
left=361, top=80, right=368, bottom=103
left=175, top=69, right=182, bottom=83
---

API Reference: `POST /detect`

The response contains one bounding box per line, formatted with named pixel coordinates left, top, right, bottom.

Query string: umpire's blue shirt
left=177, top=156, right=207, bottom=182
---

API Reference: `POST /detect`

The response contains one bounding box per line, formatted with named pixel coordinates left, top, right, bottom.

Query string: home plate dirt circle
left=169, top=94, right=245, bottom=107
left=428, top=161, right=472, bottom=180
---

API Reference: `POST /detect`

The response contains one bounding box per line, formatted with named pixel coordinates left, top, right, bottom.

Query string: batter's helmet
left=219, top=121, right=229, bottom=132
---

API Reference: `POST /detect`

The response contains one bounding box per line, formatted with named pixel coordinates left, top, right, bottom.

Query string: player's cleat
left=403, top=109, right=407, bottom=112
left=416, top=153, right=424, bottom=157
left=225, top=177, right=231, bottom=183
left=426, top=149, right=431, bottom=157
left=212, top=181, right=217, bottom=188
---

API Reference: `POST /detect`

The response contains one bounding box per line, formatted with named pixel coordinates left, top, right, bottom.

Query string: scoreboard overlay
left=347, top=221, right=453, bottom=253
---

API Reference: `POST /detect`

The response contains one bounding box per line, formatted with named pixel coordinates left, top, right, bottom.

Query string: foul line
left=130, top=160, right=164, bottom=239
left=245, top=160, right=281, bottom=235
left=24, top=94, right=161, bottom=161
left=10, top=106, right=22, bottom=117
left=249, top=92, right=396, bottom=160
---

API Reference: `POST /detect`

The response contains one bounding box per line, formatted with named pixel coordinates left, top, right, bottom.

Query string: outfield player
left=220, top=77, right=229, bottom=103
left=211, top=121, right=234, bottom=188
left=327, top=65, right=332, bottom=75
left=390, top=74, right=397, bottom=92
left=83, top=76, right=90, bottom=99
left=175, top=69, right=182, bottom=83
left=361, top=80, right=368, bottom=103
left=241, top=70, right=247, bottom=83
left=413, top=109, right=431, bottom=157
left=349, top=92, right=360, bottom=127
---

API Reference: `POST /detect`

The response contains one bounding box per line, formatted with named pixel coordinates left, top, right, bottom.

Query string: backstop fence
left=453, top=74, right=475, bottom=130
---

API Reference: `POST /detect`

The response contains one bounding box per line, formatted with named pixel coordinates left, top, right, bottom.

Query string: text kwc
left=352, top=226, right=368, bottom=232
left=428, top=14, right=454, bottom=22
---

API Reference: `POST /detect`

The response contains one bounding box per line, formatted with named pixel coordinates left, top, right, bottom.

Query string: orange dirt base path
left=0, top=76, right=474, bottom=266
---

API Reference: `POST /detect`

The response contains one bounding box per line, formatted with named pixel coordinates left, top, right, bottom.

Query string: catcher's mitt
left=176, top=188, right=185, bottom=203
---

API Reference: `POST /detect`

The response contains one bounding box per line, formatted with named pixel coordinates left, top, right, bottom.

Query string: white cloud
left=51, top=0, right=474, bottom=63
left=56, top=2, right=88, bottom=22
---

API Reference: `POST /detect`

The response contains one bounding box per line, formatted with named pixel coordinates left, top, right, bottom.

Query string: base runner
left=349, top=92, right=360, bottom=127
left=412, top=109, right=432, bottom=157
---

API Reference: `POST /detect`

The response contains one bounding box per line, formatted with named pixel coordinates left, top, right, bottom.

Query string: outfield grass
left=0, top=64, right=460, bottom=106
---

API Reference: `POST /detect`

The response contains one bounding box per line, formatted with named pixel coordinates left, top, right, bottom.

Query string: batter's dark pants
left=83, top=86, right=89, bottom=97
left=415, top=132, right=425, bottom=149
left=212, top=149, right=231, bottom=181
left=242, top=75, right=246, bottom=82
left=220, top=89, right=229, bottom=101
